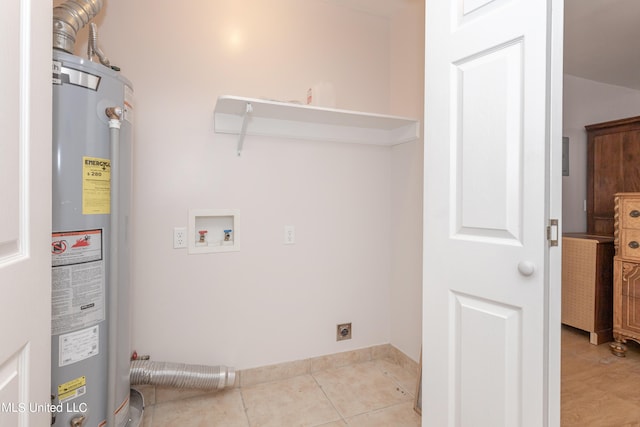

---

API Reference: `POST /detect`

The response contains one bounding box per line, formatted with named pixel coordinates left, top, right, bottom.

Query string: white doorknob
left=518, top=261, right=535, bottom=276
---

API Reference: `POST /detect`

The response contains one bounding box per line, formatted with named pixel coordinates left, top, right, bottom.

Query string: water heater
left=51, top=47, right=133, bottom=426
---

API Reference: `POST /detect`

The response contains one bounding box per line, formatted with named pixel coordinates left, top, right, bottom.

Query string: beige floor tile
left=241, top=359, right=311, bottom=388
left=241, top=374, right=340, bottom=427
left=310, top=348, right=371, bottom=373
left=311, top=420, right=348, bottom=427
left=154, top=386, right=213, bottom=405
left=134, top=385, right=156, bottom=406
left=386, top=346, right=420, bottom=375
left=141, top=404, right=153, bottom=427
left=145, top=329, right=640, bottom=426
left=372, top=358, right=419, bottom=397
left=151, top=389, right=248, bottom=427
left=313, top=361, right=412, bottom=418
left=346, top=401, right=421, bottom=427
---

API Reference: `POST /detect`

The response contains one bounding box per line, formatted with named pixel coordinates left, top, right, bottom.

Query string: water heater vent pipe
left=53, top=0, right=103, bottom=53
left=130, top=360, right=236, bottom=390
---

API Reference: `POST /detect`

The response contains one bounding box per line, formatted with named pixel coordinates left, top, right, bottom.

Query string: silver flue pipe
left=53, top=0, right=103, bottom=53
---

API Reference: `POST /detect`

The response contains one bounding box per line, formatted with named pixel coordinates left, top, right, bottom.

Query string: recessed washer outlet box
left=337, top=323, right=352, bottom=341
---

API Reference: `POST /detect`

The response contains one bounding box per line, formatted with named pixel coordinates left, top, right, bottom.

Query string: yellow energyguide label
left=58, top=376, right=87, bottom=402
left=82, top=156, right=111, bottom=214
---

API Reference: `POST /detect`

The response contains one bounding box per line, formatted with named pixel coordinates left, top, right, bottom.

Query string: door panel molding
left=452, top=39, right=524, bottom=244
left=452, top=292, right=521, bottom=426
left=0, top=0, right=28, bottom=265
left=0, top=344, right=30, bottom=425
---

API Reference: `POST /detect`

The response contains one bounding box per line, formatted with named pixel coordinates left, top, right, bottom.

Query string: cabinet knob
left=629, top=241, right=640, bottom=249
left=630, top=210, right=640, bottom=218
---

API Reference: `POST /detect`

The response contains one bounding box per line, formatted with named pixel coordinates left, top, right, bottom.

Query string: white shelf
left=213, top=95, right=420, bottom=155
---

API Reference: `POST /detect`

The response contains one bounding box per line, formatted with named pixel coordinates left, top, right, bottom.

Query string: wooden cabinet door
left=590, top=131, right=624, bottom=235
left=622, top=130, right=640, bottom=191
left=587, top=118, right=640, bottom=235
left=619, top=261, right=640, bottom=336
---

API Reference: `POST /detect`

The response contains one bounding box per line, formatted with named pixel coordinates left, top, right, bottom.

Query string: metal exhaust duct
left=53, top=0, right=103, bottom=53
left=130, top=360, right=236, bottom=390
left=88, top=22, right=111, bottom=66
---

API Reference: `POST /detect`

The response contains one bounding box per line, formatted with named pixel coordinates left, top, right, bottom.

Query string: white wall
left=562, top=75, right=640, bottom=232
left=59, top=0, right=423, bottom=369
left=389, top=1, right=424, bottom=362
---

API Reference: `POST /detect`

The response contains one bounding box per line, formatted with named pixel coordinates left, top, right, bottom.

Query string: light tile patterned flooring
left=139, top=326, right=640, bottom=426
left=140, top=358, right=421, bottom=427
left=562, top=325, right=640, bottom=426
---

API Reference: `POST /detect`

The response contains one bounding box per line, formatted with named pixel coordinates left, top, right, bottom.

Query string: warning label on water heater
left=51, top=230, right=105, bottom=336
left=82, top=156, right=110, bottom=215
left=58, top=376, right=87, bottom=403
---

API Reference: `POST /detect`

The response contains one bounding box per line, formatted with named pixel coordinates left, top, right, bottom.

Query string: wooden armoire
left=586, top=116, right=640, bottom=236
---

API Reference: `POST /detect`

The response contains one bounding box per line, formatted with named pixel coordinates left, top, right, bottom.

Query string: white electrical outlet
left=174, top=227, right=187, bottom=249
left=284, top=225, right=295, bottom=244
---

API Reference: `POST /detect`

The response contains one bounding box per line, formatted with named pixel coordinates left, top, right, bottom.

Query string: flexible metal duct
left=53, top=0, right=103, bottom=53
left=88, top=23, right=111, bottom=66
left=130, top=360, right=236, bottom=390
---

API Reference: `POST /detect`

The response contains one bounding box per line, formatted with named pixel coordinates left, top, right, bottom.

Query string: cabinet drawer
left=621, top=198, right=640, bottom=229
left=620, top=229, right=640, bottom=260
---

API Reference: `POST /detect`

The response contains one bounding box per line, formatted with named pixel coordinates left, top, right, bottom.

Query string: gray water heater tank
left=51, top=49, right=133, bottom=427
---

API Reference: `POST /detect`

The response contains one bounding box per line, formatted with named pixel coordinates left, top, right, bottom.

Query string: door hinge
left=547, top=219, right=559, bottom=246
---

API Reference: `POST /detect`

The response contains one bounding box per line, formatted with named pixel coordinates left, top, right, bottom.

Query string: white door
left=0, top=1, right=52, bottom=426
left=422, top=0, right=563, bottom=426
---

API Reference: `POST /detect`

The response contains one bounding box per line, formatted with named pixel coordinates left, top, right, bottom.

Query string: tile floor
left=139, top=358, right=421, bottom=427
left=139, top=326, right=640, bottom=426
left=562, top=325, right=640, bottom=426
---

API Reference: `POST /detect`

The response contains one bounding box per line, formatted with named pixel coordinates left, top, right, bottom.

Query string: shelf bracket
left=237, top=102, right=253, bottom=156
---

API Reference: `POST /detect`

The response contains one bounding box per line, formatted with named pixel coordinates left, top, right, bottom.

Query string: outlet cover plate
left=174, top=227, right=187, bottom=249
left=337, top=323, right=352, bottom=341
left=284, top=225, right=295, bottom=244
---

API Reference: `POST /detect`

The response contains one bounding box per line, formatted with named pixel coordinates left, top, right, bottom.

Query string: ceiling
left=329, top=0, right=640, bottom=91
left=564, top=0, right=640, bottom=90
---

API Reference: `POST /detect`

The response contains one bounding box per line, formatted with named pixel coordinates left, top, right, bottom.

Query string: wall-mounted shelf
left=213, top=95, right=420, bottom=155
